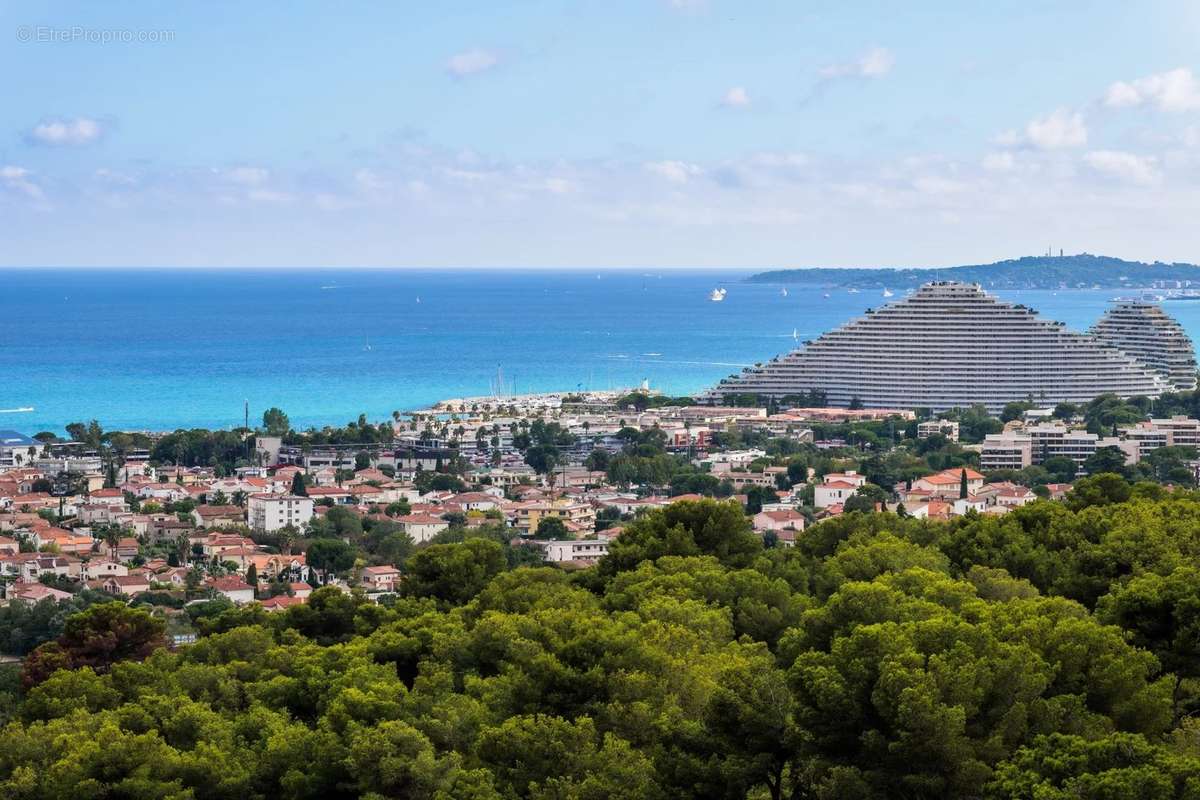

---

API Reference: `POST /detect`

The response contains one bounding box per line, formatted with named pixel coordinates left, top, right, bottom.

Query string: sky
left=2, top=0, right=1200, bottom=268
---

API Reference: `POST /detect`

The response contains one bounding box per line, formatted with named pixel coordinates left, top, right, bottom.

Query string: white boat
left=0, top=407, right=34, bottom=413
left=882, top=288, right=894, bottom=298
left=792, top=328, right=798, bottom=341
left=847, top=287, right=859, bottom=294
left=781, top=288, right=788, bottom=297
left=823, top=292, right=831, bottom=298
left=709, top=288, right=727, bottom=302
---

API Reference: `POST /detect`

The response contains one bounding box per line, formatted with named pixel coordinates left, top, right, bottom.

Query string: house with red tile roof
left=206, top=576, right=255, bottom=604
left=8, top=583, right=72, bottom=604
left=911, top=468, right=985, bottom=498
left=815, top=480, right=859, bottom=510
left=395, top=514, right=449, bottom=544
left=100, top=574, right=152, bottom=596
left=261, top=595, right=305, bottom=612
left=753, top=509, right=807, bottom=535
left=360, top=565, right=400, bottom=593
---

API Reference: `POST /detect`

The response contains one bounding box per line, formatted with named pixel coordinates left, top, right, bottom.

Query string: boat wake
left=0, top=407, right=34, bottom=413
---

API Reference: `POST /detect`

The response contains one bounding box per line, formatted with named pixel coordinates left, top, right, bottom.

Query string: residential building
left=192, top=505, right=245, bottom=528
left=703, top=282, right=1169, bottom=412
left=0, top=431, right=40, bottom=470
left=101, top=575, right=152, bottom=596
left=911, top=468, right=984, bottom=498
left=917, top=420, right=960, bottom=442
left=1121, top=416, right=1200, bottom=457
left=514, top=498, right=596, bottom=536
left=982, top=424, right=1142, bottom=471
left=360, top=565, right=400, bottom=593
left=247, top=494, right=314, bottom=533
left=815, top=481, right=859, bottom=509
left=206, top=576, right=255, bottom=604
left=1090, top=301, right=1197, bottom=391
left=980, top=434, right=1034, bottom=471
left=537, top=538, right=609, bottom=564
left=8, top=583, right=72, bottom=604
left=395, top=513, right=449, bottom=544
left=752, top=509, right=807, bottom=536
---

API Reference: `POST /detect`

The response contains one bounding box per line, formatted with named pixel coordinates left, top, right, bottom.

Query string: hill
left=746, top=253, right=1200, bottom=289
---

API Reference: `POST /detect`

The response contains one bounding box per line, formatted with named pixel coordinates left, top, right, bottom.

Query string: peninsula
left=746, top=253, right=1200, bottom=289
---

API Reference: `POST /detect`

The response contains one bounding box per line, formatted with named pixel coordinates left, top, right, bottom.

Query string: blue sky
left=2, top=0, right=1199, bottom=267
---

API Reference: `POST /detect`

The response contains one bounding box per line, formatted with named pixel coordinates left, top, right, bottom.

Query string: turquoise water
left=1, top=269, right=1196, bottom=433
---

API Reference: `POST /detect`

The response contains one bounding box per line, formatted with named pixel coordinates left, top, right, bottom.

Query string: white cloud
left=354, top=169, right=388, bottom=193
left=246, top=189, right=293, bottom=204
left=981, top=151, right=1016, bottom=171
left=818, top=47, right=894, bottom=80
left=0, top=165, right=44, bottom=200
left=446, top=49, right=500, bottom=77
left=912, top=176, right=966, bottom=195
left=1084, top=150, right=1160, bottom=185
left=223, top=166, right=270, bottom=186
left=94, top=168, right=137, bottom=185
left=1104, top=68, right=1200, bottom=112
left=28, top=117, right=104, bottom=146
left=645, top=160, right=702, bottom=183
left=543, top=177, right=573, bottom=194
left=1025, top=108, right=1087, bottom=149
left=720, top=87, right=751, bottom=108
left=665, top=0, right=706, bottom=10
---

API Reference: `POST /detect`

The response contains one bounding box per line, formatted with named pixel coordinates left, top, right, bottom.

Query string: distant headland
left=746, top=253, right=1200, bottom=290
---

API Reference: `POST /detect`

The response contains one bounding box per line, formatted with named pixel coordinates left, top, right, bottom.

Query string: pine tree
left=959, top=468, right=969, bottom=500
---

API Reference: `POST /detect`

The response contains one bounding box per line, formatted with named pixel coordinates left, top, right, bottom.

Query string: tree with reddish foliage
left=20, top=641, right=71, bottom=690
left=21, top=602, right=166, bottom=689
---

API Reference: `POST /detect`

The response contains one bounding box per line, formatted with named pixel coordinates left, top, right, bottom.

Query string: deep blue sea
left=3, top=269, right=1200, bottom=434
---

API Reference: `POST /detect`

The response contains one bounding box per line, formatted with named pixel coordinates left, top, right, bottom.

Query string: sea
left=3, top=269, right=1200, bottom=435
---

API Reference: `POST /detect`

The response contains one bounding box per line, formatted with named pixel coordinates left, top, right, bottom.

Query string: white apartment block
left=815, top=481, right=858, bottom=509
left=538, top=539, right=609, bottom=563
left=917, top=420, right=960, bottom=442
left=981, top=424, right=1142, bottom=471
left=1121, top=416, right=1200, bottom=458
left=247, top=494, right=314, bottom=533
left=704, top=282, right=1171, bottom=412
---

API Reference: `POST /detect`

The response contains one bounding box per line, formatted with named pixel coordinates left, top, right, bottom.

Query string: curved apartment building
left=704, top=282, right=1170, bottom=413
left=1089, top=301, right=1197, bottom=391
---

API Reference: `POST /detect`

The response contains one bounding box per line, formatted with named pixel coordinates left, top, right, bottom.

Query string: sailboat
left=780, top=288, right=788, bottom=297
left=882, top=288, right=894, bottom=298
left=709, top=288, right=727, bottom=302
left=792, top=328, right=799, bottom=341
left=363, top=335, right=372, bottom=352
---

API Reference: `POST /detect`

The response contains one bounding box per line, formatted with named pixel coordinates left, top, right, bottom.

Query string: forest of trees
left=2, top=477, right=1200, bottom=797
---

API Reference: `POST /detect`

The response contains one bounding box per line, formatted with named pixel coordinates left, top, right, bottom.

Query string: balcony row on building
left=980, top=414, right=1200, bottom=471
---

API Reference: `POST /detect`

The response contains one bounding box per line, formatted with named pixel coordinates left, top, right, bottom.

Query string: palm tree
left=101, top=526, right=122, bottom=561
left=175, top=533, right=190, bottom=569
left=277, top=524, right=297, bottom=556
